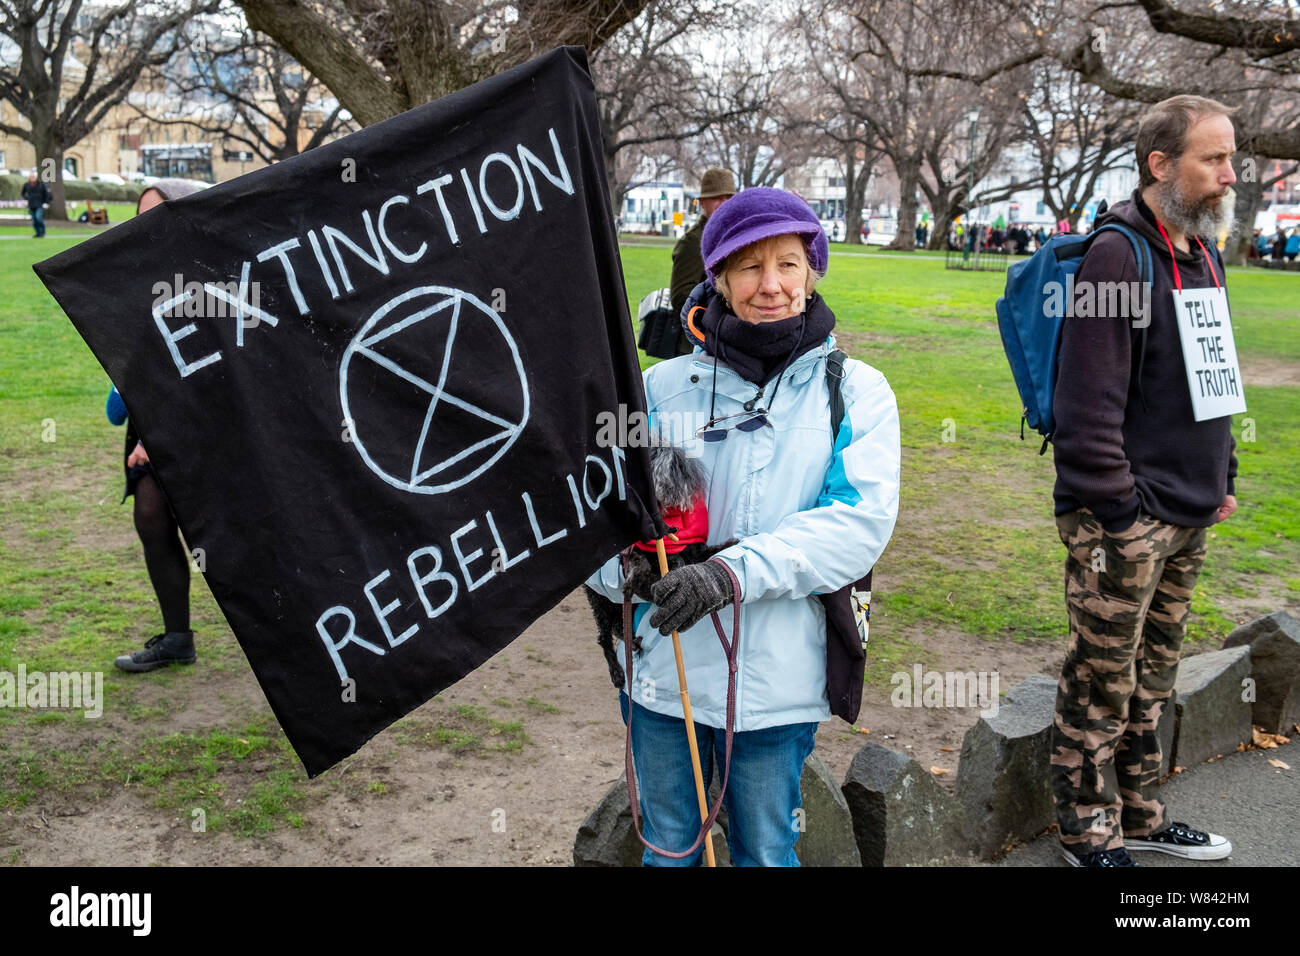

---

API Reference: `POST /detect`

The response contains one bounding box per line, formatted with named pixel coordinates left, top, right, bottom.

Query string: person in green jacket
left=669, top=168, right=736, bottom=355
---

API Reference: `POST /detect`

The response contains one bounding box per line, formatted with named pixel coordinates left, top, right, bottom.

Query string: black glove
left=622, top=549, right=658, bottom=603
left=648, top=561, right=734, bottom=635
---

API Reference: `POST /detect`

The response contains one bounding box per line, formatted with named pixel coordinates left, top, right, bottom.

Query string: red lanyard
left=1155, top=221, right=1222, bottom=291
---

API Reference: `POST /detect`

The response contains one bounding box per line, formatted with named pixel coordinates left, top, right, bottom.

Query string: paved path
left=993, top=744, right=1299, bottom=867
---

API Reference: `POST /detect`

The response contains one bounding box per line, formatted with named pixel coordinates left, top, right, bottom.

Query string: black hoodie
left=1052, top=189, right=1237, bottom=531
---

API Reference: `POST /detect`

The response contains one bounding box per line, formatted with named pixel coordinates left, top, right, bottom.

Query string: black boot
left=114, top=631, right=196, bottom=672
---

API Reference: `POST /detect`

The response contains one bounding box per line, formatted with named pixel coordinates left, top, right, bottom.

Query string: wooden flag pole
left=654, top=536, right=716, bottom=868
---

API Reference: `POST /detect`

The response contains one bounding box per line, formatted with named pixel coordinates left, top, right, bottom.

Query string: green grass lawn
left=0, top=202, right=137, bottom=238
left=1, top=230, right=1296, bottom=835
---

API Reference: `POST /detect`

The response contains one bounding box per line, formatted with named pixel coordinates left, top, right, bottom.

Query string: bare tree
left=802, top=0, right=1032, bottom=250
left=1054, top=0, right=1300, bottom=260
left=692, top=29, right=818, bottom=192
left=0, top=0, right=219, bottom=219
left=872, top=0, right=1299, bottom=260
left=590, top=1, right=710, bottom=211
left=993, top=64, right=1140, bottom=232
left=233, top=0, right=654, bottom=127
left=134, top=19, right=354, bottom=165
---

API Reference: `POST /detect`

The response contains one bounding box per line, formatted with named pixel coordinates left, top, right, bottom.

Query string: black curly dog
left=584, top=444, right=735, bottom=689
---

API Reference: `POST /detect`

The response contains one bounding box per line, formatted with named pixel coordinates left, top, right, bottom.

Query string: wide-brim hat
left=698, top=167, right=737, bottom=199
left=700, top=187, right=828, bottom=281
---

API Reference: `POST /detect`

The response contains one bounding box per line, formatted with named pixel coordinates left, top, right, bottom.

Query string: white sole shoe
left=1127, top=823, right=1232, bottom=860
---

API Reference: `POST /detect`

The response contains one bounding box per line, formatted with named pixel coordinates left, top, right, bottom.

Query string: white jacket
left=586, top=333, right=901, bottom=730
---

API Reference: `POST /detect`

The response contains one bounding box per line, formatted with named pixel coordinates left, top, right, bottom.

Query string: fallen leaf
left=1268, top=758, right=1290, bottom=770
left=1252, top=727, right=1278, bottom=749
left=930, top=766, right=950, bottom=775
left=1235, top=742, right=1246, bottom=752
left=939, top=746, right=955, bottom=752
left=1171, top=766, right=1186, bottom=775
left=855, top=727, right=871, bottom=734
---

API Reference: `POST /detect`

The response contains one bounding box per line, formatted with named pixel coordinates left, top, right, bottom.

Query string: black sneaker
left=1127, top=822, right=1232, bottom=860
left=114, top=631, right=196, bottom=672
left=1061, top=846, right=1139, bottom=867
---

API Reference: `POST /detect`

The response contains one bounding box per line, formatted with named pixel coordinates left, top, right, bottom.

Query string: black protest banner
left=35, top=47, right=661, bottom=777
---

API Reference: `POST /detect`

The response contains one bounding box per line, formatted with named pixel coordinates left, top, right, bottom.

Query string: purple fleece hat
left=700, top=187, right=829, bottom=283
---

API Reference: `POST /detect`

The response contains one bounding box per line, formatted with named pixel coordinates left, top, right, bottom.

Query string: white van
left=864, top=218, right=897, bottom=246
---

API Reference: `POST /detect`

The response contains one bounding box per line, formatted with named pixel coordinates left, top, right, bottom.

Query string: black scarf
left=696, top=290, right=837, bottom=385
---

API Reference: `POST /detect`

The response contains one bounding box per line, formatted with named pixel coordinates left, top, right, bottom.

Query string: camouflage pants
left=1050, top=507, right=1207, bottom=855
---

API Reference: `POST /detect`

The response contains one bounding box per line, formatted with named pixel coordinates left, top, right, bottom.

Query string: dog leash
left=621, top=553, right=741, bottom=860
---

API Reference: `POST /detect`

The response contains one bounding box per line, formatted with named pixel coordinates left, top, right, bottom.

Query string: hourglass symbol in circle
left=339, top=286, right=529, bottom=495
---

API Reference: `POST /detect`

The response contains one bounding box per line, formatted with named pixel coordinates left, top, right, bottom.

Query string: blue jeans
left=30, top=206, right=45, bottom=237
left=618, top=691, right=817, bottom=867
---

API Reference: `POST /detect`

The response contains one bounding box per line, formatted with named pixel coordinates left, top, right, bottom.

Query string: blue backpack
left=995, top=224, right=1152, bottom=453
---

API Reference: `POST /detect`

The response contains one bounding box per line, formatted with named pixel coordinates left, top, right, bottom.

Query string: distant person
left=1272, top=228, right=1286, bottom=263
left=1034, top=226, right=1047, bottom=249
left=1248, top=228, right=1262, bottom=260
left=21, top=171, right=51, bottom=238
left=668, top=168, right=736, bottom=355
left=112, top=179, right=206, bottom=672
left=1286, top=229, right=1299, bottom=262
left=1010, top=224, right=1030, bottom=255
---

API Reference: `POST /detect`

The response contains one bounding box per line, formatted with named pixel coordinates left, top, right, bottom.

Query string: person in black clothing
left=112, top=179, right=206, bottom=672
left=21, top=172, right=52, bottom=238
left=1049, top=94, right=1239, bottom=868
left=668, top=168, right=736, bottom=355
left=1009, top=224, right=1030, bottom=255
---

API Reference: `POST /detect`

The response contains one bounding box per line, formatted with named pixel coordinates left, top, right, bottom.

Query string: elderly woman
left=587, top=187, right=901, bottom=866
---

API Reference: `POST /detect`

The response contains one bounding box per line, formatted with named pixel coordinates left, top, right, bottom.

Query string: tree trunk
left=33, top=126, right=68, bottom=222
left=607, top=166, right=623, bottom=228
left=930, top=208, right=954, bottom=251
left=843, top=149, right=866, bottom=245
left=888, top=157, right=919, bottom=251
left=1225, top=155, right=1264, bottom=266
left=927, top=187, right=955, bottom=251
left=49, top=146, right=67, bottom=222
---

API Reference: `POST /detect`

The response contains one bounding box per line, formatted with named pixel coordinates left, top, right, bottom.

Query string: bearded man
left=1049, top=95, right=1241, bottom=867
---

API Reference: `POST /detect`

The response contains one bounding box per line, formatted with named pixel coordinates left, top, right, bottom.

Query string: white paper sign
left=1172, top=286, right=1247, bottom=422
